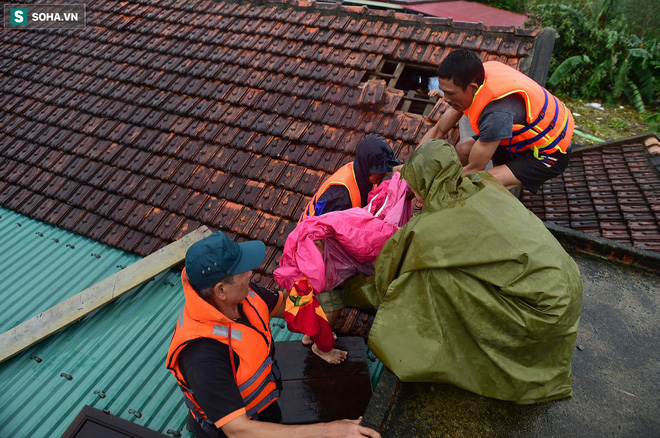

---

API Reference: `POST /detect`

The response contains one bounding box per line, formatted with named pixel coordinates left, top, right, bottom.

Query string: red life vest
left=298, top=162, right=362, bottom=223
left=166, top=269, right=280, bottom=431
left=465, top=61, right=574, bottom=161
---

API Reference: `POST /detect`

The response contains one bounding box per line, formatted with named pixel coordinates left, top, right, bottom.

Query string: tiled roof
left=520, top=135, right=660, bottom=253
left=0, top=0, right=542, bottom=287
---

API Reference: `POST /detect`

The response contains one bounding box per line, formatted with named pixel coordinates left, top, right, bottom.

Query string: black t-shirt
left=178, top=283, right=283, bottom=438
left=476, top=93, right=527, bottom=143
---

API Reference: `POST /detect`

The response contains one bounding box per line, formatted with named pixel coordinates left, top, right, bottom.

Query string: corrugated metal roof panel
left=0, top=207, right=191, bottom=437
left=0, top=208, right=383, bottom=436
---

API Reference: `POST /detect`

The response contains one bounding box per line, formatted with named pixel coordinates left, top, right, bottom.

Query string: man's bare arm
left=418, top=107, right=463, bottom=145
left=461, top=139, right=500, bottom=177
left=222, top=414, right=381, bottom=438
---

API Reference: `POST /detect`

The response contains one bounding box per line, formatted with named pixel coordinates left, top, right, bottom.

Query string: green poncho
left=356, top=140, right=583, bottom=403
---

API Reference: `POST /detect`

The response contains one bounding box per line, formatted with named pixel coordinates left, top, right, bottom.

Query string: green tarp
left=349, top=140, right=583, bottom=403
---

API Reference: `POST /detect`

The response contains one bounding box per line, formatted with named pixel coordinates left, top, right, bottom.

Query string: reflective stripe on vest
left=246, top=359, right=281, bottom=417
left=298, top=162, right=361, bottom=223
left=213, top=325, right=242, bottom=340
left=466, top=62, right=574, bottom=161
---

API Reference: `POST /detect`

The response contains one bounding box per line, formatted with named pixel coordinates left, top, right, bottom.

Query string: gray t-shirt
left=476, top=94, right=527, bottom=142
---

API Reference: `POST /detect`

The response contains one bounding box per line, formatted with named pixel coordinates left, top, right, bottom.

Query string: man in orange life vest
left=297, top=134, right=401, bottom=362
left=166, top=231, right=381, bottom=438
left=418, top=48, right=574, bottom=193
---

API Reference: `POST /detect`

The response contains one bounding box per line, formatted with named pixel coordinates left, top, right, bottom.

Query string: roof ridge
left=264, top=0, right=532, bottom=38
left=572, top=132, right=660, bottom=154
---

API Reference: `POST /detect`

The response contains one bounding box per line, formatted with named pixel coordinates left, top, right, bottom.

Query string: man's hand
left=324, top=417, right=381, bottom=437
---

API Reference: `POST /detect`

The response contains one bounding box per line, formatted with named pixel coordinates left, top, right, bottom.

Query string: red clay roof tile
left=520, top=139, right=660, bottom=252
left=1, top=0, right=553, bottom=279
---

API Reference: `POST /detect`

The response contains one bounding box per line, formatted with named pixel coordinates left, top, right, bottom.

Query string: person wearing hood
left=296, top=134, right=401, bottom=361
left=354, top=139, right=583, bottom=403
left=299, top=133, right=402, bottom=221
left=166, top=231, right=381, bottom=438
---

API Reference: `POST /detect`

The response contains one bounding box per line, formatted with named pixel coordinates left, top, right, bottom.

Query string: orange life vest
left=465, top=61, right=574, bottom=161
left=166, top=269, right=280, bottom=432
left=298, top=162, right=362, bottom=223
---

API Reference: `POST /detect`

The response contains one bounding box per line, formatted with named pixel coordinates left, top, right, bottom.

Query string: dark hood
left=353, top=134, right=401, bottom=203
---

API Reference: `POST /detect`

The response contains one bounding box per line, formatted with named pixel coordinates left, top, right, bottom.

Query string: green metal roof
left=0, top=207, right=191, bottom=437
left=0, top=208, right=382, bottom=436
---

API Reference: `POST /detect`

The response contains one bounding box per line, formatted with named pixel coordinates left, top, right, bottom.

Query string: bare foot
left=302, top=332, right=337, bottom=347
left=312, top=344, right=348, bottom=364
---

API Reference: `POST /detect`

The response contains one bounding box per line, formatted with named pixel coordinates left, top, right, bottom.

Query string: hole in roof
left=371, top=61, right=440, bottom=116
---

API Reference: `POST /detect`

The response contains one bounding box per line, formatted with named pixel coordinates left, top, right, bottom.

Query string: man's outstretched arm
left=418, top=107, right=463, bottom=146
left=222, top=414, right=381, bottom=438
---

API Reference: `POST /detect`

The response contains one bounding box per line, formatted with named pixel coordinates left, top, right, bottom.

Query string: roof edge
left=545, top=222, right=660, bottom=273
left=572, top=132, right=660, bottom=153
left=279, top=0, right=537, bottom=38
left=520, top=27, right=556, bottom=85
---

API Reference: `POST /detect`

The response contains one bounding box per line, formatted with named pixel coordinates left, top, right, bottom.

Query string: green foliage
left=528, top=1, right=659, bottom=112
left=646, top=113, right=660, bottom=133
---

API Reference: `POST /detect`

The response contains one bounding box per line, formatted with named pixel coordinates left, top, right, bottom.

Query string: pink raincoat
left=275, top=173, right=412, bottom=351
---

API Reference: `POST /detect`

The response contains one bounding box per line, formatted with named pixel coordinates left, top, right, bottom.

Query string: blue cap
left=185, top=231, right=266, bottom=291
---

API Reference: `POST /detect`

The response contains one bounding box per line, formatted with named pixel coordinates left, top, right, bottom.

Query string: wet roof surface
left=520, top=136, right=660, bottom=253
left=0, top=0, right=541, bottom=287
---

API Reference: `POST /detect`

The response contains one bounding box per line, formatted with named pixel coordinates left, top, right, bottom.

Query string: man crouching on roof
left=166, top=230, right=381, bottom=438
